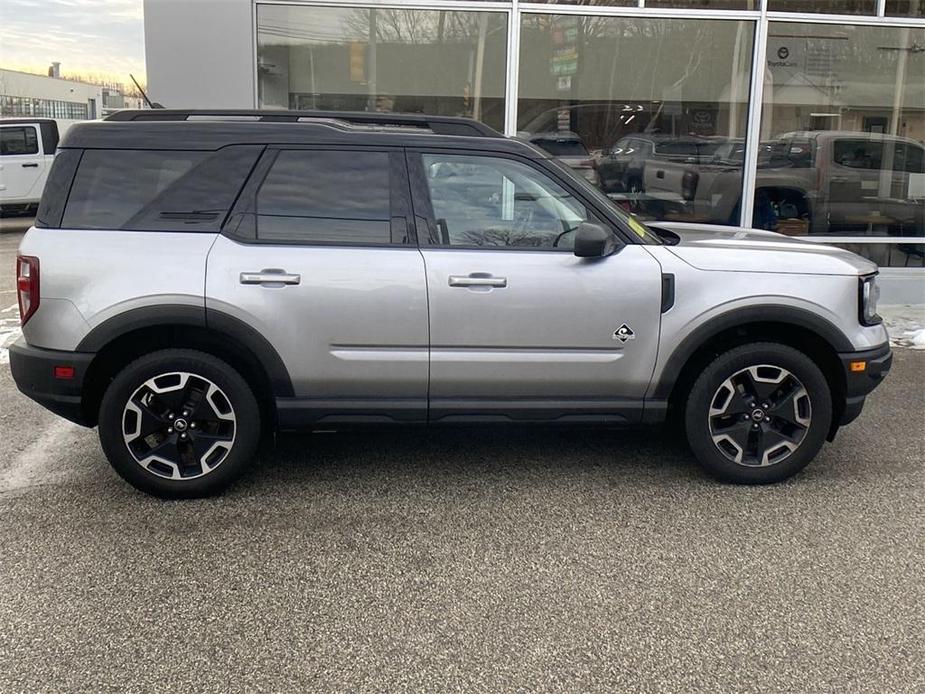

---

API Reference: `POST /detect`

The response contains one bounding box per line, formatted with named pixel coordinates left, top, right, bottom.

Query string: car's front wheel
left=685, top=342, right=832, bottom=484
left=99, top=349, right=261, bottom=498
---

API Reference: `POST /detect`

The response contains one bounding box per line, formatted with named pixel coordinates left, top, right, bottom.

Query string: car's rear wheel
left=99, top=349, right=261, bottom=498
left=685, top=343, right=832, bottom=484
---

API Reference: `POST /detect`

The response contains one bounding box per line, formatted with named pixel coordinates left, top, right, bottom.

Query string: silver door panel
left=422, top=246, right=663, bottom=400
left=206, top=235, right=428, bottom=402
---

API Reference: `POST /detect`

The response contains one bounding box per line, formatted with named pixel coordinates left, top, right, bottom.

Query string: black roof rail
left=103, top=109, right=504, bottom=138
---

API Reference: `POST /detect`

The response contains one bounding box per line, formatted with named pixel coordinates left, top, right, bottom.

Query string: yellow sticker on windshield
left=627, top=216, right=649, bottom=239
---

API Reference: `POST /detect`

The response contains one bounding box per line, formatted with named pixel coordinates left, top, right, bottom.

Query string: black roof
left=61, top=109, right=543, bottom=157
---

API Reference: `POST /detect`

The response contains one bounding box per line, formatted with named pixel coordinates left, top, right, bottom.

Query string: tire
left=684, top=342, right=832, bottom=484
left=98, top=349, right=261, bottom=498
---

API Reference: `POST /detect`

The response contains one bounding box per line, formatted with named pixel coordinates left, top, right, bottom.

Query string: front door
left=408, top=150, right=663, bottom=424
left=206, top=147, right=429, bottom=425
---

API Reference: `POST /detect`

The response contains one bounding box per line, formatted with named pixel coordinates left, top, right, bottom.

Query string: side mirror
left=573, top=222, right=618, bottom=258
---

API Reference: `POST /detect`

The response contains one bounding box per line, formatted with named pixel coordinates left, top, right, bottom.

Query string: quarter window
left=255, top=150, right=392, bottom=244
left=0, top=126, right=39, bottom=155
left=61, top=147, right=262, bottom=231
left=421, top=153, right=592, bottom=250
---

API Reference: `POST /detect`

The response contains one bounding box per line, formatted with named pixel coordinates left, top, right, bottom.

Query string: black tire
left=684, top=342, right=832, bottom=484
left=99, top=349, right=261, bottom=498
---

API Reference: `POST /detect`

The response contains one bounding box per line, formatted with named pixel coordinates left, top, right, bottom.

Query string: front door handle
left=22, top=163, right=39, bottom=168
left=448, top=274, right=507, bottom=288
left=240, top=269, right=301, bottom=286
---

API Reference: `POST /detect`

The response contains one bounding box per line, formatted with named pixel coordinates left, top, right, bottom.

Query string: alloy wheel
left=122, top=371, right=236, bottom=480
left=707, top=364, right=812, bottom=467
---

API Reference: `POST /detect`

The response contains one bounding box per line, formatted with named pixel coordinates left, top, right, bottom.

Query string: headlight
left=859, top=274, right=881, bottom=326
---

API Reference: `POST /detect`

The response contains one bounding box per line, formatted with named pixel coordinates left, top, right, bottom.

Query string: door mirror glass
left=574, top=222, right=617, bottom=258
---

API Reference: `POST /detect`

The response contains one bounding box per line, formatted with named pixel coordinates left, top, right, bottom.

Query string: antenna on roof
left=130, top=74, right=163, bottom=109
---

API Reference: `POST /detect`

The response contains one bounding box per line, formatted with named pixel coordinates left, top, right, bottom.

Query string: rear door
left=0, top=124, right=46, bottom=203
left=408, top=149, right=663, bottom=424
left=206, top=146, right=429, bottom=425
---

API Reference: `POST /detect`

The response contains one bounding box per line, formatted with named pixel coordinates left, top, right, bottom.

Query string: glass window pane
left=766, top=0, right=876, bottom=13
left=524, top=1, right=636, bottom=6
left=0, top=126, right=39, bottom=155
left=755, top=23, right=925, bottom=237
left=256, top=150, right=392, bottom=244
left=518, top=14, right=754, bottom=227
left=256, top=5, right=507, bottom=132
left=885, top=0, right=925, bottom=16
left=421, top=153, right=591, bottom=249
left=830, top=242, right=924, bottom=266
left=63, top=151, right=205, bottom=230
left=646, top=1, right=757, bottom=8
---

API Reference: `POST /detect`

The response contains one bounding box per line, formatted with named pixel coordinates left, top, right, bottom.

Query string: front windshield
left=546, top=156, right=663, bottom=245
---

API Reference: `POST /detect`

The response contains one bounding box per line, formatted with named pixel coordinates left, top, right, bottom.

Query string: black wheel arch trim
left=76, top=304, right=294, bottom=397
left=653, top=305, right=855, bottom=399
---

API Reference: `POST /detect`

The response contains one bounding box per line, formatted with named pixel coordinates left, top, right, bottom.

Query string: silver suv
left=9, top=110, right=892, bottom=498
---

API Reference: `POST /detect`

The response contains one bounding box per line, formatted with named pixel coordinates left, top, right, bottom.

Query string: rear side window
left=255, top=150, right=391, bottom=244
left=61, top=146, right=263, bottom=231
left=1, top=126, right=39, bottom=155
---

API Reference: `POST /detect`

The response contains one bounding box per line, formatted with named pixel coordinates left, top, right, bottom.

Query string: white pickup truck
left=0, top=118, right=59, bottom=216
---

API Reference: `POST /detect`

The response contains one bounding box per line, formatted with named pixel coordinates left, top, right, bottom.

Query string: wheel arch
left=78, top=305, right=293, bottom=427
left=656, top=306, right=851, bottom=431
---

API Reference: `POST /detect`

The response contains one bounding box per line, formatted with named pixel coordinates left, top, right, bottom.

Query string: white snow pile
left=0, top=306, right=23, bottom=365
left=880, top=304, right=925, bottom=350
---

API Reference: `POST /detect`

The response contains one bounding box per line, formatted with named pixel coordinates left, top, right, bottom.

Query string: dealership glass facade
left=256, top=1, right=924, bottom=266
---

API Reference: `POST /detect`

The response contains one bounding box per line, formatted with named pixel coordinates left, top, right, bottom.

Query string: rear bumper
left=9, top=339, right=95, bottom=426
left=836, top=342, right=892, bottom=426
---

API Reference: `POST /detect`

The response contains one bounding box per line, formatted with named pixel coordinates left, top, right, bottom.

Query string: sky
left=0, top=0, right=145, bottom=85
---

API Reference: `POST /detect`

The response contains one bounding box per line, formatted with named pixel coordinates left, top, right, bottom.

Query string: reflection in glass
left=646, top=0, right=757, bottom=8
left=817, top=242, right=924, bottom=266
left=755, top=23, right=925, bottom=237
left=766, top=0, right=876, bottom=13
left=518, top=15, right=754, bottom=227
left=885, top=0, right=925, bottom=16
left=256, top=5, right=507, bottom=131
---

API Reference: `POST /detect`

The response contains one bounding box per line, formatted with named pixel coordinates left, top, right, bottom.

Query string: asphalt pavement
left=1, top=225, right=923, bottom=693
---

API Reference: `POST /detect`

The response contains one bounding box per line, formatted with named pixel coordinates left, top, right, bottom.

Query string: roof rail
left=103, top=109, right=504, bottom=138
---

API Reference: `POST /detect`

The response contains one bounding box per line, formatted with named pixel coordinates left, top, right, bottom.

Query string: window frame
left=406, top=147, right=633, bottom=252
left=222, top=144, right=416, bottom=249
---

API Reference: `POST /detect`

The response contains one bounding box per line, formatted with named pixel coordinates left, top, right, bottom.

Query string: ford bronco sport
left=9, top=110, right=892, bottom=498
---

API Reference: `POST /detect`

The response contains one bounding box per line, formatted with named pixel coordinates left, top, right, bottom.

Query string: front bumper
left=9, top=339, right=95, bottom=426
left=836, top=342, right=892, bottom=427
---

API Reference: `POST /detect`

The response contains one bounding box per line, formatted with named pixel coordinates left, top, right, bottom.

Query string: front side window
left=255, top=150, right=392, bottom=244
left=0, top=126, right=39, bottom=155
left=420, top=153, right=592, bottom=250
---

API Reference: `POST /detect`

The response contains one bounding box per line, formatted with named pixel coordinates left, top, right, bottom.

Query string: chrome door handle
left=448, top=274, right=507, bottom=288
left=240, top=270, right=301, bottom=285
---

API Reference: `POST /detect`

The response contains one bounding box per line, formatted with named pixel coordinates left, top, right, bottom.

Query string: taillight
left=16, top=255, right=40, bottom=325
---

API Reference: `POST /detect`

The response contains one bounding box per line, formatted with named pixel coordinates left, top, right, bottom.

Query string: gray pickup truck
left=633, top=131, right=925, bottom=233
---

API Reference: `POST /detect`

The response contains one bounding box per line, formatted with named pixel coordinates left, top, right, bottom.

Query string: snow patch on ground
left=880, top=304, right=925, bottom=350
left=0, top=305, right=22, bottom=365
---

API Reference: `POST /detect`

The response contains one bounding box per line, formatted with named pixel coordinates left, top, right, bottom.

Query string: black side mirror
left=574, top=222, right=618, bottom=258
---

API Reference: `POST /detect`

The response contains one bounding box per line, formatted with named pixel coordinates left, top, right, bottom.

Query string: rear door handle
left=448, top=274, right=507, bottom=288
left=240, top=269, right=301, bottom=286
left=22, top=163, right=39, bottom=168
